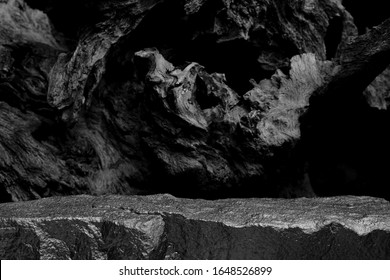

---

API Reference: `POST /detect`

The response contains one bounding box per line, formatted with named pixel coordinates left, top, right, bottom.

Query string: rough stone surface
left=0, top=194, right=389, bottom=259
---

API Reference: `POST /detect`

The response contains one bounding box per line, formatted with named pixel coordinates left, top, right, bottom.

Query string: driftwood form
left=1, top=0, right=390, bottom=201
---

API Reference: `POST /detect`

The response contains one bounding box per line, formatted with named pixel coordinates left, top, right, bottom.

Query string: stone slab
left=0, top=195, right=389, bottom=259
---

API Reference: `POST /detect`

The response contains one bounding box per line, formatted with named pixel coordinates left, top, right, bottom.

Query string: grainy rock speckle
left=1, top=195, right=389, bottom=259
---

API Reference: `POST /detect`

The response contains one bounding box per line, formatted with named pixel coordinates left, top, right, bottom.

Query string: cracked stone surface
left=0, top=194, right=389, bottom=259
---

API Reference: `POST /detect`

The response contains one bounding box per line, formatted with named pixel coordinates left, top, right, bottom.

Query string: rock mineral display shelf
left=0, top=194, right=389, bottom=259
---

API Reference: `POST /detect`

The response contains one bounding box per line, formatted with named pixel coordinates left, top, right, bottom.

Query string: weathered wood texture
left=1, top=0, right=390, bottom=201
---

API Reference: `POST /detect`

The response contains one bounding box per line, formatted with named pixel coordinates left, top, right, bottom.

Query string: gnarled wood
left=1, top=0, right=390, bottom=201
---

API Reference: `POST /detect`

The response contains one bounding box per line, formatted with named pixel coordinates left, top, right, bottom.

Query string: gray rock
left=0, top=194, right=389, bottom=259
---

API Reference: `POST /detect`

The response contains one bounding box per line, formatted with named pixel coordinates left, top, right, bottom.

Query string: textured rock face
left=0, top=194, right=389, bottom=259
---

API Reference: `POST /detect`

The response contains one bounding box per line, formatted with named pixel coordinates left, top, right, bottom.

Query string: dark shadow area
left=301, top=88, right=390, bottom=202
left=25, top=0, right=101, bottom=47
left=343, top=0, right=390, bottom=34
left=31, top=119, right=67, bottom=146
left=0, top=187, right=13, bottom=203
left=324, top=16, right=344, bottom=60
